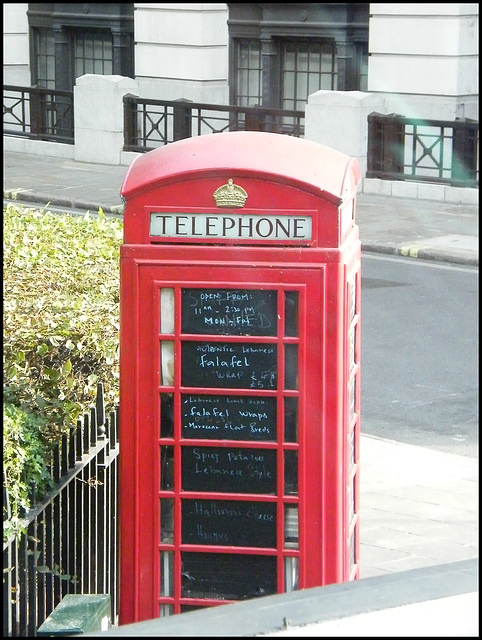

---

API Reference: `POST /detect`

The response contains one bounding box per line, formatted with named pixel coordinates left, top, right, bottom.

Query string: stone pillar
left=304, top=90, right=386, bottom=178
left=74, top=74, right=139, bottom=164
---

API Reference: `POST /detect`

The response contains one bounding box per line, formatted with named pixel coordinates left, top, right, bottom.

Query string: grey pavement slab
left=359, top=434, right=478, bottom=579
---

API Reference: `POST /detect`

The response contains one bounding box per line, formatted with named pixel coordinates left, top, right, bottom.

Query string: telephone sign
left=119, top=131, right=361, bottom=624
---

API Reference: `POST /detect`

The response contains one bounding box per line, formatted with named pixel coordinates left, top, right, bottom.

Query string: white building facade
left=3, top=3, right=479, bottom=201
left=4, top=3, right=478, bottom=119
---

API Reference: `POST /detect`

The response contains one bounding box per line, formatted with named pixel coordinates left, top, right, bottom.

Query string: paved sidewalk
left=4, top=149, right=479, bottom=634
left=3, top=150, right=479, bottom=266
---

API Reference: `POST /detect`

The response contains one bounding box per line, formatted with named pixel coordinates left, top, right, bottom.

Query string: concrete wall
left=3, top=2, right=30, bottom=86
left=133, top=2, right=229, bottom=103
left=74, top=74, right=139, bottom=165
left=368, top=3, right=479, bottom=120
left=305, top=91, right=386, bottom=178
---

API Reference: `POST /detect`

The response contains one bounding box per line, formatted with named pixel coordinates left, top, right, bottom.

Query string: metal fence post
left=173, top=98, right=192, bottom=141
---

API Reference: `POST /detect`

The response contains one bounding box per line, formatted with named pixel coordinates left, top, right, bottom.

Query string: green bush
left=3, top=403, right=54, bottom=532
left=3, top=203, right=123, bottom=527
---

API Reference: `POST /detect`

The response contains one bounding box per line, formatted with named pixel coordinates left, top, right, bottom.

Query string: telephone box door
left=120, top=251, right=359, bottom=621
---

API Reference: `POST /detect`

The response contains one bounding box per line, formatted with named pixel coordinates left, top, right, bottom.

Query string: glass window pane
left=297, top=45, right=309, bottom=71
left=248, top=70, right=260, bottom=100
left=160, top=445, right=175, bottom=490
left=239, top=43, right=249, bottom=67
left=308, top=73, right=321, bottom=95
left=284, top=556, right=298, bottom=592
left=284, top=71, right=295, bottom=100
left=84, top=35, right=93, bottom=58
left=249, top=42, right=260, bottom=67
left=322, top=48, right=334, bottom=73
left=284, top=449, right=298, bottom=495
left=238, top=69, right=248, bottom=95
left=284, top=504, right=298, bottom=549
left=285, top=291, right=298, bottom=337
left=160, top=552, right=174, bottom=596
left=160, top=394, right=174, bottom=438
left=308, top=48, right=321, bottom=73
left=285, top=46, right=296, bottom=71
left=181, top=552, right=277, bottom=600
left=160, top=498, right=174, bottom=543
left=284, top=344, right=298, bottom=390
left=296, top=73, right=308, bottom=100
left=284, top=397, right=298, bottom=443
left=94, top=37, right=103, bottom=59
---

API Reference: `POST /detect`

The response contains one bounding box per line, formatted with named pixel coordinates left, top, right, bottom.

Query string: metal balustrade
left=3, top=384, right=119, bottom=637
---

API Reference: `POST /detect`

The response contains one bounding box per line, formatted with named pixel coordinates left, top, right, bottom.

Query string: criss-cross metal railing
left=367, top=112, right=478, bottom=187
left=123, top=96, right=305, bottom=152
left=3, top=85, right=74, bottom=144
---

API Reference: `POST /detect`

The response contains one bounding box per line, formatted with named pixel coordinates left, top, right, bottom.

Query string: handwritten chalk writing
left=181, top=499, right=277, bottom=547
left=181, top=395, right=277, bottom=441
left=181, top=289, right=277, bottom=336
left=181, top=447, right=277, bottom=493
left=181, top=342, right=277, bottom=389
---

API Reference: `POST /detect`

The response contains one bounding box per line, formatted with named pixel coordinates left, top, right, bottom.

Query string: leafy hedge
left=3, top=203, right=123, bottom=526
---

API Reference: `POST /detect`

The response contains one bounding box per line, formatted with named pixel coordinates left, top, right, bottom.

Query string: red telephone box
left=119, top=131, right=361, bottom=624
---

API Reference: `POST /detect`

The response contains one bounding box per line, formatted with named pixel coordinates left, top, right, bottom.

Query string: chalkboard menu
left=181, top=289, right=277, bottom=336
left=181, top=499, right=277, bottom=548
left=181, top=446, right=276, bottom=494
left=181, top=342, right=277, bottom=389
left=181, top=394, right=277, bottom=441
left=180, top=552, right=277, bottom=600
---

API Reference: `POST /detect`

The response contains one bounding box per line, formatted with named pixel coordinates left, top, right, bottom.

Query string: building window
left=228, top=4, right=369, bottom=110
left=282, top=40, right=336, bottom=111
left=235, top=40, right=262, bottom=107
left=28, top=3, right=133, bottom=91
left=32, top=28, right=55, bottom=89
left=73, top=29, right=113, bottom=77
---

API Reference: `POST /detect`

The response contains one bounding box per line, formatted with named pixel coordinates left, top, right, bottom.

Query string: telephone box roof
left=121, top=131, right=360, bottom=206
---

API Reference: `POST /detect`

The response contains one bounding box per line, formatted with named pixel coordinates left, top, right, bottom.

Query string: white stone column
left=74, top=74, right=139, bottom=164
left=304, top=90, right=386, bottom=178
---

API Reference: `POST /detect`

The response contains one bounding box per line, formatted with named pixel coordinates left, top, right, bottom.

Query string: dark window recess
left=160, top=446, right=175, bottom=491
left=181, top=446, right=277, bottom=494
left=28, top=3, right=134, bottom=90
left=284, top=291, right=299, bottom=337
left=228, top=4, right=369, bottom=108
left=284, top=397, right=298, bottom=443
left=284, top=449, right=298, bottom=495
left=181, top=552, right=277, bottom=600
left=181, top=499, right=277, bottom=548
left=160, top=394, right=175, bottom=438
left=181, top=394, right=277, bottom=441
left=284, top=344, right=298, bottom=390
left=160, top=498, right=174, bottom=544
left=74, top=29, right=113, bottom=77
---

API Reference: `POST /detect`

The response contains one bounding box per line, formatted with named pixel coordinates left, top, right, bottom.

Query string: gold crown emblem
left=213, top=179, right=248, bottom=208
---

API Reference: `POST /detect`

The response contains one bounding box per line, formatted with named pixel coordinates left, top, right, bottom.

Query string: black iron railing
left=367, top=112, right=479, bottom=188
left=123, top=95, right=305, bottom=152
left=3, top=85, right=74, bottom=144
left=3, top=384, right=119, bottom=637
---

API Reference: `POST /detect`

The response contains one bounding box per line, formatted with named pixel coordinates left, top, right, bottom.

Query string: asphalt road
left=361, top=252, right=478, bottom=458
